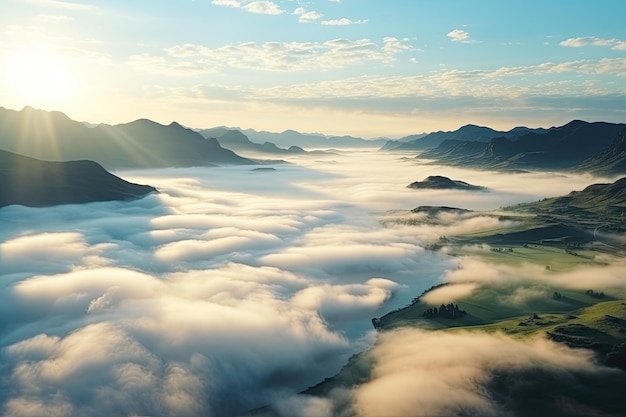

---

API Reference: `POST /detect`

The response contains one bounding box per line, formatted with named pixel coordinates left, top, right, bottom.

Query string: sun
left=2, top=52, right=77, bottom=108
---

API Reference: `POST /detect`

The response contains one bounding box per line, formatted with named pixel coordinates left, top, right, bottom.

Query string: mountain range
left=199, top=127, right=387, bottom=149
left=0, top=106, right=253, bottom=169
left=213, top=130, right=306, bottom=155
left=0, top=149, right=156, bottom=208
left=381, top=124, right=545, bottom=151
left=383, top=120, right=626, bottom=174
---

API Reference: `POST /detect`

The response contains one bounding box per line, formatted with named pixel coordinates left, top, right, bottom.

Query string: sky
left=1, top=0, right=626, bottom=137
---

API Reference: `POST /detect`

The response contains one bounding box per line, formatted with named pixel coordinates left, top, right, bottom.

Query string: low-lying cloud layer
left=271, top=328, right=624, bottom=417
left=355, top=328, right=620, bottom=417
left=0, top=150, right=615, bottom=416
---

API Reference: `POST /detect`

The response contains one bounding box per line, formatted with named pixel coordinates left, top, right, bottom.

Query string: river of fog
left=0, top=149, right=612, bottom=417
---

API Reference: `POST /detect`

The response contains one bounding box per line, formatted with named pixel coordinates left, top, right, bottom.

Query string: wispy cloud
left=20, top=0, right=96, bottom=11
left=561, top=36, right=626, bottom=51
left=212, top=0, right=240, bottom=7
left=447, top=29, right=472, bottom=43
left=131, top=37, right=413, bottom=74
left=321, top=18, right=368, bottom=26
left=211, top=0, right=284, bottom=15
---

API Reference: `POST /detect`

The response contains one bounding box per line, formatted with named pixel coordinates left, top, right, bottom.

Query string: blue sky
left=1, top=0, right=626, bottom=137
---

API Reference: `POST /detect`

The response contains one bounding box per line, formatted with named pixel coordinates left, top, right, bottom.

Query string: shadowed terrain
left=0, top=149, right=156, bottom=207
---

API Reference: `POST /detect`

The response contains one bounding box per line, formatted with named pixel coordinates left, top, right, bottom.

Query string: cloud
left=211, top=0, right=284, bottom=15
left=212, top=0, right=241, bottom=7
left=2, top=152, right=622, bottom=416
left=447, top=29, right=472, bottom=43
left=352, top=328, right=615, bottom=417
left=136, top=37, right=413, bottom=74
left=561, top=36, right=626, bottom=51
left=294, top=7, right=323, bottom=22
left=321, top=18, right=367, bottom=26
left=0, top=154, right=469, bottom=416
left=243, top=1, right=284, bottom=15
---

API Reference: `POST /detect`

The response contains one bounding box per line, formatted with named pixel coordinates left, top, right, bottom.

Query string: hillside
left=382, top=124, right=545, bottom=151
left=580, top=127, right=626, bottom=174
left=513, top=176, right=626, bottom=218
left=199, top=127, right=387, bottom=149
left=215, top=130, right=307, bottom=155
left=0, top=149, right=156, bottom=208
left=415, top=120, right=626, bottom=174
left=0, top=106, right=254, bottom=169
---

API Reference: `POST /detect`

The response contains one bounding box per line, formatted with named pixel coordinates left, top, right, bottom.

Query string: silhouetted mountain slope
left=200, top=127, right=387, bottom=149
left=0, top=106, right=253, bottom=169
left=407, top=175, right=486, bottom=191
left=513, top=176, right=626, bottom=217
left=382, top=124, right=543, bottom=151
left=0, top=149, right=156, bottom=208
left=580, top=127, right=626, bottom=174
left=480, top=120, right=625, bottom=169
left=415, top=120, right=626, bottom=173
left=216, top=130, right=307, bottom=155
left=419, top=140, right=487, bottom=163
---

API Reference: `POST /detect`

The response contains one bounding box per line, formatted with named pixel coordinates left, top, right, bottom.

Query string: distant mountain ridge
left=381, top=124, right=546, bottom=151
left=0, top=149, right=156, bottom=208
left=199, top=127, right=388, bottom=149
left=390, top=120, right=626, bottom=174
left=215, top=130, right=307, bottom=155
left=0, top=106, right=254, bottom=169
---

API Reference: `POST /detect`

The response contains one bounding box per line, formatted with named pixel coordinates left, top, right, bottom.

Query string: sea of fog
left=0, top=149, right=612, bottom=416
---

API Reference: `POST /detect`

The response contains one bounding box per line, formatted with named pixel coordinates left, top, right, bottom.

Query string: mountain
left=382, top=124, right=547, bottom=151
left=580, top=127, right=626, bottom=174
left=0, top=106, right=254, bottom=169
left=417, top=120, right=626, bottom=173
left=407, top=175, right=486, bottom=191
left=513, top=176, right=626, bottom=218
left=0, top=149, right=156, bottom=208
left=215, top=130, right=307, bottom=155
left=200, top=127, right=388, bottom=149
left=479, top=120, right=624, bottom=169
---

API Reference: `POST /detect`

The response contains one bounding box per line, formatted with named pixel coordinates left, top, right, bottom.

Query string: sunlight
left=3, top=52, right=77, bottom=108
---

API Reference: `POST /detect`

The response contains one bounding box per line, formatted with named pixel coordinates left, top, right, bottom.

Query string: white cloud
left=447, top=29, right=471, bottom=43
left=321, top=18, right=367, bottom=26
left=243, top=0, right=284, bottom=15
left=138, top=37, right=412, bottom=74
left=294, top=7, right=323, bottom=22
left=352, top=328, right=610, bottom=417
left=211, top=0, right=241, bottom=7
left=211, top=0, right=284, bottom=15
left=1, top=154, right=477, bottom=415
left=561, top=36, right=626, bottom=51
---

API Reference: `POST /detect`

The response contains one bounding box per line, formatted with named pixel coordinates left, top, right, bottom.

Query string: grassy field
left=450, top=244, right=606, bottom=270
